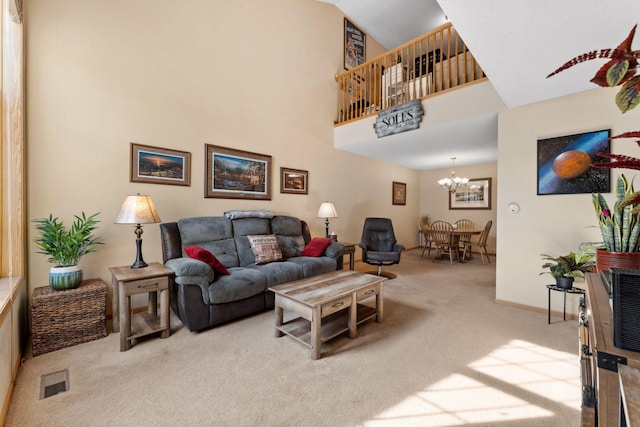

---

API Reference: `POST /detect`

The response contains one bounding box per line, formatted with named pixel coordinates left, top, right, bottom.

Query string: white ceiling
left=320, top=0, right=640, bottom=170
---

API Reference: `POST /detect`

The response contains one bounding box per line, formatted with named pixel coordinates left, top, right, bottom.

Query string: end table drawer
left=124, top=276, right=168, bottom=296
left=322, top=296, right=351, bottom=316
left=356, top=284, right=380, bottom=302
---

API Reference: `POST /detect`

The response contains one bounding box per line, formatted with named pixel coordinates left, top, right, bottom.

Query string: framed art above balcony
left=344, top=18, right=366, bottom=70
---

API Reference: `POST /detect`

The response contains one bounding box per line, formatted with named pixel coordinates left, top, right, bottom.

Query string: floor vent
left=40, top=369, right=69, bottom=399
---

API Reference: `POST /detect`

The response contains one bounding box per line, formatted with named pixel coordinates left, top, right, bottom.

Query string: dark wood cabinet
left=583, top=273, right=640, bottom=426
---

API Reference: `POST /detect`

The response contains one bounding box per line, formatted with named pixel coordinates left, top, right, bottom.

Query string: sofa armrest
left=325, top=242, right=344, bottom=259
left=165, top=258, right=215, bottom=304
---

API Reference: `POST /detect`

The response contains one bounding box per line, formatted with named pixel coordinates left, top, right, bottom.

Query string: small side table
left=340, top=243, right=356, bottom=270
left=546, top=284, right=585, bottom=324
left=109, top=262, right=174, bottom=351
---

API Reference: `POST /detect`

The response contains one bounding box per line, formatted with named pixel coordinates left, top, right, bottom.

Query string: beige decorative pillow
left=247, top=234, right=283, bottom=264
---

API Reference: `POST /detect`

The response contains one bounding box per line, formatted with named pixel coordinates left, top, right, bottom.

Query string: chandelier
left=438, top=157, right=469, bottom=193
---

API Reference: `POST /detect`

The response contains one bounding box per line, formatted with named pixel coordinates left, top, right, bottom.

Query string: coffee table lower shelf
left=276, top=304, right=376, bottom=349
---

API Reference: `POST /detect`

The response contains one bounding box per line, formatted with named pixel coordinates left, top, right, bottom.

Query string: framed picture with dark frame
left=344, top=18, right=366, bottom=70
left=205, top=144, right=272, bottom=200
left=130, top=143, right=191, bottom=186
left=449, top=178, right=492, bottom=210
left=280, top=167, right=308, bottom=194
left=392, top=181, right=406, bottom=205
left=537, top=129, right=611, bottom=195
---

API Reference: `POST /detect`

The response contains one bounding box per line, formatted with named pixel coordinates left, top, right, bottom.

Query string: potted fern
left=33, top=212, right=103, bottom=290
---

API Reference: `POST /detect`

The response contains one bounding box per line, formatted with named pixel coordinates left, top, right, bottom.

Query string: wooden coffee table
left=269, top=270, right=385, bottom=359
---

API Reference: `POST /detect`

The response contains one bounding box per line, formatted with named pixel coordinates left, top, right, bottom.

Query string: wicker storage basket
left=31, top=278, right=107, bottom=356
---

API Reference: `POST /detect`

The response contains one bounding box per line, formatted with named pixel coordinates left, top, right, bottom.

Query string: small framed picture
left=205, top=144, right=272, bottom=200
left=130, top=143, right=191, bottom=186
left=392, top=181, right=406, bottom=205
left=280, top=167, right=308, bottom=194
left=449, top=178, right=492, bottom=210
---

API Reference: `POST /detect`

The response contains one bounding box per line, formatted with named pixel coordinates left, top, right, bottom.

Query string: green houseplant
left=548, top=24, right=640, bottom=270
left=540, top=244, right=596, bottom=289
left=33, top=212, right=103, bottom=290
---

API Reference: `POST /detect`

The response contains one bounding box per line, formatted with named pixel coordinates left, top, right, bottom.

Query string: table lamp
left=317, top=202, right=338, bottom=238
left=114, top=194, right=161, bottom=268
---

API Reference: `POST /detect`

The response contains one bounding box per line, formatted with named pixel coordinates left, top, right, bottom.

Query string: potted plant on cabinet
left=33, top=212, right=103, bottom=290
left=540, top=244, right=596, bottom=289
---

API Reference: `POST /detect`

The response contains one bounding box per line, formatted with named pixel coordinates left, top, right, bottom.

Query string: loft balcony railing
left=335, top=22, right=486, bottom=125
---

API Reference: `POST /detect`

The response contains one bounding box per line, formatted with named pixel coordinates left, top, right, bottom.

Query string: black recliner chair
left=359, top=217, right=405, bottom=278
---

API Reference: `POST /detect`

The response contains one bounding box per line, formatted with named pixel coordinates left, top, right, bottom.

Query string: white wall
left=497, top=87, right=640, bottom=311
left=25, top=0, right=419, bottom=299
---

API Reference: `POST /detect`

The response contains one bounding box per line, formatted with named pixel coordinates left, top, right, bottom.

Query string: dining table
left=452, top=228, right=483, bottom=261
left=426, top=225, right=483, bottom=262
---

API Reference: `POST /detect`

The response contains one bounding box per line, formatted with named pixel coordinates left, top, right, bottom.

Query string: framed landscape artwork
left=130, top=143, right=191, bottom=186
left=392, top=181, right=406, bottom=205
left=344, top=18, right=366, bottom=70
left=205, top=144, right=272, bottom=200
left=537, top=129, right=610, bottom=195
left=449, top=178, right=491, bottom=210
left=280, top=167, right=308, bottom=194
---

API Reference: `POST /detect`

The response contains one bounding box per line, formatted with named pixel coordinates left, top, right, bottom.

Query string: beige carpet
left=6, top=250, right=581, bottom=427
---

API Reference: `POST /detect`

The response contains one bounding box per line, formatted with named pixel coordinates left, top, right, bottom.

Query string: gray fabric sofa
left=160, top=215, right=345, bottom=332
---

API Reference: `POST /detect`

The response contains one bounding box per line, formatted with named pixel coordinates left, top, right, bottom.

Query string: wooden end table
left=109, top=262, right=174, bottom=351
left=340, top=242, right=356, bottom=270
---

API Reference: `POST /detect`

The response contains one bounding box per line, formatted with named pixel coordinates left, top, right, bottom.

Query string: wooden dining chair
left=454, top=219, right=475, bottom=253
left=462, top=220, right=493, bottom=264
left=420, top=222, right=435, bottom=257
left=430, top=220, right=458, bottom=264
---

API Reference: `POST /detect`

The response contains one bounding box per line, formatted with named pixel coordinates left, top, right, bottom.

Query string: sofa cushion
left=184, top=246, right=230, bottom=275
left=247, top=261, right=304, bottom=286
left=271, top=216, right=306, bottom=258
left=287, top=256, right=337, bottom=277
left=208, top=267, right=268, bottom=304
left=247, top=234, right=283, bottom=264
left=178, top=217, right=240, bottom=267
left=301, top=237, right=332, bottom=257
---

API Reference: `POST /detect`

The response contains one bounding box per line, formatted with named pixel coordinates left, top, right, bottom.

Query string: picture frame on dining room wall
left=392, top=181, right=406, bottom=205
left=205, top=144, right=272, bottom=200
left=449, top=178, right=491, bottom=210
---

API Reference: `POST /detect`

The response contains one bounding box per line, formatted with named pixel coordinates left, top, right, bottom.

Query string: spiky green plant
left=593, top=174, right=640, bottom=252
left=33, top=212, right=104, bottom=267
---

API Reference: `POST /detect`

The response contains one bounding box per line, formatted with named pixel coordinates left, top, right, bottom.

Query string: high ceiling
left=320, top=0, right=640, bottom=170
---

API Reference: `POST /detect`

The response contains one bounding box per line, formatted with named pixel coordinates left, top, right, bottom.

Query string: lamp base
left=130, top=226, right=148, bottom=268
left=130, top=260, right=148, bottom=269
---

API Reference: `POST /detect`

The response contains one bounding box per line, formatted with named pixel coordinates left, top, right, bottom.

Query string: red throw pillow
left=184, top=246, right=230, bottom=275
left=301, top=237, right=332, bottom=257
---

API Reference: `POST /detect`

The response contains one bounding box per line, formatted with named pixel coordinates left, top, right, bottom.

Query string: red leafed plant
left=548, top=24, right=640, bottom=208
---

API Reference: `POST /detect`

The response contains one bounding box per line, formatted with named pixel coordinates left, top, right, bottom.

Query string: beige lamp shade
left=317, top=202, right=338, bottom=219
left=114, top=194, right=161, bottom=268
left=114, top=194, right=161, bottom=225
